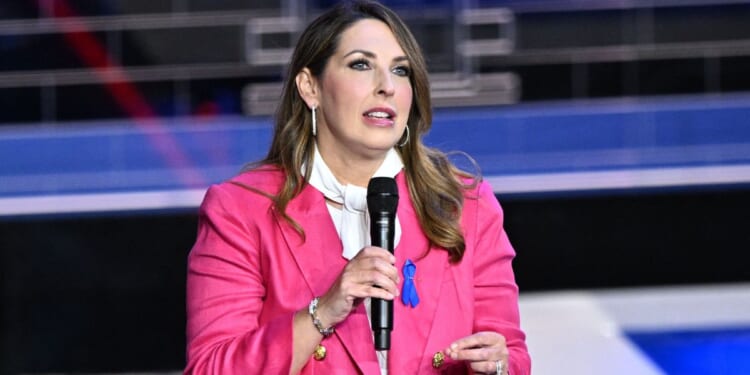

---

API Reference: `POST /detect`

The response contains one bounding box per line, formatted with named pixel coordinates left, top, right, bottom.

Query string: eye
left=349, top=59, right=370, bottom=71
left=392, top=65, right=411, bottom=77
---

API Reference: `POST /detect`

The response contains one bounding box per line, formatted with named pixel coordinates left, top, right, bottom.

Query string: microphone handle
left=371, top=211, right=395, bottom=350
left=372, top=297, right=392, bottom=350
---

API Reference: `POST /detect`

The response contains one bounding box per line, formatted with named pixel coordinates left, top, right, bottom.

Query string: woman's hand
left=316, top=247, right=400, bottom=328
left=445, top=331, right=509, bottom=375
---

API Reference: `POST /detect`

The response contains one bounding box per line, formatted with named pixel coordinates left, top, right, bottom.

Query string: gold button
left=432, top=351, right=444, bottom=368
left=313, top=344, right=327, bottom=361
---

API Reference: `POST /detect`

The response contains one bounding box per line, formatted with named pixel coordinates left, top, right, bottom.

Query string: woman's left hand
left=444, top=331, right=509, bottom=375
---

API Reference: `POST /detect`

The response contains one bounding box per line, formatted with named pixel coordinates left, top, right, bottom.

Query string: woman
left=185, top=1, right=530, bottom=374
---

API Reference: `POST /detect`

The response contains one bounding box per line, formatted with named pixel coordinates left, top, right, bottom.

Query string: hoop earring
left=311, top=106, right=317, bottom=137
left=398, top=125, right=410, bottom=147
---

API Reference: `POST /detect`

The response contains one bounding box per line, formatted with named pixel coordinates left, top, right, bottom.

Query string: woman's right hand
left=316, top=246, right=400, bottom=328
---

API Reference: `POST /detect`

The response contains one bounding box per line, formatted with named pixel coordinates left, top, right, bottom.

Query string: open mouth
left=365, top=111, right=393, bottom=119
left=363, top=108, right=396, bottom=122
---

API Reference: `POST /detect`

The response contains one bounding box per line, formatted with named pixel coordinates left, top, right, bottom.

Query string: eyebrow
left=343, top=49, right=409, bottom=63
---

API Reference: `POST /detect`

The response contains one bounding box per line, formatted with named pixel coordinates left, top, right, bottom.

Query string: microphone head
left=367, top=177, right=398, bottom=213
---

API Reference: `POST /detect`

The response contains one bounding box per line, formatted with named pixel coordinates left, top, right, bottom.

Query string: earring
left=398, top=125, right=410, bottom=147
left=311, top=106, right=317, bottom=136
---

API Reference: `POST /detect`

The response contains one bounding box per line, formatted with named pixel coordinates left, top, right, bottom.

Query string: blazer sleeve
left=471, top=182, right=531, bottom=375
left=184, top=184, right=293, bottom=375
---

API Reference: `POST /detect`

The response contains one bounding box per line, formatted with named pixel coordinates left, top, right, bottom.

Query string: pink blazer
left=185, top=168, right=530, bottom=375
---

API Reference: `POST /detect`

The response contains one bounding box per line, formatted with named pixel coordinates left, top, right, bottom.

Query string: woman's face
left=314, top=18, right=413, bottom=161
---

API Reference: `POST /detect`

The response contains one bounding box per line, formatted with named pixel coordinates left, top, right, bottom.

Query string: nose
left=375, top=68, right=395, bottom=97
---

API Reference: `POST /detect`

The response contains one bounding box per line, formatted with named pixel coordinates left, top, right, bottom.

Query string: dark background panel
left=721, top=55, right=750, bottom=93
left=514, top=64, right=573, bottom=101
left=121, top=26, right=243, bottom=66
left=637, top=58, right=707, bottom=96
left=0, top=87, right=42, bottom=124
left=653, top=4, right=750, bottom=43
left=188, top=0, right=281, bottom=11
left=55, top=81, right=179, bottom=120
left=516, top=10, right=628, bottom=49
left=52, top=1, right=173, bottom=17
left=586, top=62, right=627, bottom=98
left=409, top=18, right=458, bottom=74
left=503, top=187, right=750, bottom=291
left=0, top=33, right=97, bottom=72
left=189, top=77, right=252, bottom=117
left=0, top=3, right=38, bottom=20
left=0, top=212, right=196, bottom=374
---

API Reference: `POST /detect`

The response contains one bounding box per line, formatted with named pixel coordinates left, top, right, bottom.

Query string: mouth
left=363, top=108, right=396, bottom=121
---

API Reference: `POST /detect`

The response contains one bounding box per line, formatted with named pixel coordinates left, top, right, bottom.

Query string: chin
left=361, top=141, right=398, bottom=154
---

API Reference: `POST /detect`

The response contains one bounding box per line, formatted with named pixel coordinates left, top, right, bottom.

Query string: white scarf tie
left=308, top=145, right=403, bottom=259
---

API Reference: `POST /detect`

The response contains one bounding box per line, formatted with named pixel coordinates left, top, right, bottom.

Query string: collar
left=307, top=145, right=404, bottom=259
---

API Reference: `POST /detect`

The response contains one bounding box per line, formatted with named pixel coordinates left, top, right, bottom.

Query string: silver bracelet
left=308, top=297, right=334, bottom=337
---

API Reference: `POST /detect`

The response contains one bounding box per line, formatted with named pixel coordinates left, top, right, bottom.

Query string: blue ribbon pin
left=401, top=259, right=420, bottom=308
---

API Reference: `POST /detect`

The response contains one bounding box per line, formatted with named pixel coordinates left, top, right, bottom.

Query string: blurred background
left=1, top=0, right=749, bottom=374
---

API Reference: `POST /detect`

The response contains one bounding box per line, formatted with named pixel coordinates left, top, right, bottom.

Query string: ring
left=495, top=359, right=505, bottom=375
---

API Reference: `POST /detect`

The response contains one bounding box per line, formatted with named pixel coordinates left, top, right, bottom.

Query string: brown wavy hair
left=250, top=0, right=477, bottom=263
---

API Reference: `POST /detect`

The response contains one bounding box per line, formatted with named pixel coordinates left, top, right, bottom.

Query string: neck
left=317, top=143, right=386, bottom=187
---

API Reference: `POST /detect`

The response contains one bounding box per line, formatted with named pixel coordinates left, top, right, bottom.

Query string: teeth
left=366, top=111, right=390, bottom=118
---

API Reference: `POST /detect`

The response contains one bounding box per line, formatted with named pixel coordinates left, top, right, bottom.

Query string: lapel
left=276, top=183, right=380, bottom=374
left=275, top=183, right=346, bottom=296
left=389, top=173, right=449, bottom=374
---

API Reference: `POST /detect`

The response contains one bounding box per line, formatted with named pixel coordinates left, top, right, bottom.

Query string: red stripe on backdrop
left=37, top=0, right=207, bottom=187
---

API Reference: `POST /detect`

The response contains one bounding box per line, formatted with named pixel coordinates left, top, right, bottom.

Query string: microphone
left=367, top=176, right=399, bottom=351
